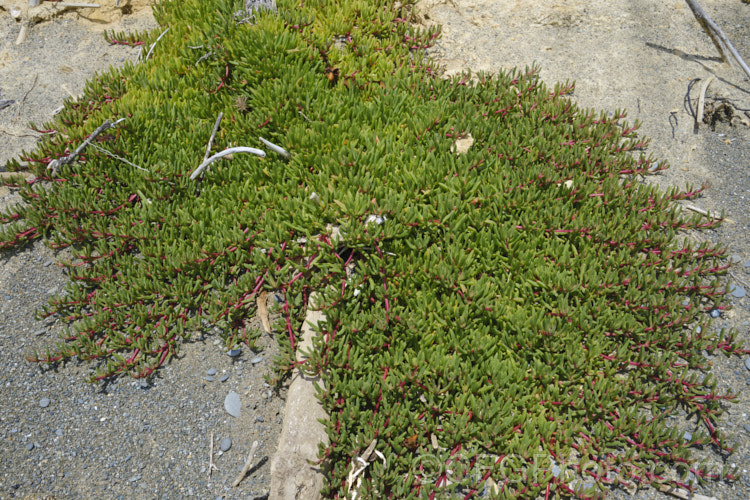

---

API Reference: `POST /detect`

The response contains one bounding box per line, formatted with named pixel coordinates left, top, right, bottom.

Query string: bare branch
left=190, top=147, right=266, bottom=180
left=684, top=0, right=750, bottom=80
left=232, top=440, right=260, bottom=487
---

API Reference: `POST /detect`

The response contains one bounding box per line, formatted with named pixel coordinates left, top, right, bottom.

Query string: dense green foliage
left=1, top=0, right=746, bottom=497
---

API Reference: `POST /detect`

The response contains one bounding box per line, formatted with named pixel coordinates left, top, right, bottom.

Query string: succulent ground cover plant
left=1, top=0, right=748, bottom=497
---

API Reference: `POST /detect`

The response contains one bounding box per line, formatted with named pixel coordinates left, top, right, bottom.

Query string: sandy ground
left=1, top=0, right=749, bottom=498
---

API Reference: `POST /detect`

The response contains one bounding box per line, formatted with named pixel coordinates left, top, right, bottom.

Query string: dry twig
left=204, top=113, right=223, bottom=162
left=189, top=147, right=266, bottom=180
left=207, top=432, right=219, bottom=477
left=14, top=74, right=38, bottom=120
left=684, top=0, right=750, bottom=80
left=145, top=28, right=170, bottom=62
left=47, top=118, right=126, bottom=177
left=658, top=484, right=717, bottom=500
left=232, top=440, right=260, bottom=487
left=259, top=137, right=291, bottom=158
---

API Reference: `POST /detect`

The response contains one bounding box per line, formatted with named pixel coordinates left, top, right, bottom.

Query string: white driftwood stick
left=259, top=137, right=291, bottom=158
left=190, top=147, right=266, bottom=180
left=684, top=0, right=750, bottom=80
left=58, top=2, right=100, bottom=7
left=684, top=204, right=719, bottom=219
left=696, top=75, right=715, bottom=126
left=145, top=28, right=170, bottom=62
left=658, top=484, right=717, bottom=500
left=204, top=113, right=223, bottom=162
left=207, top=432, right=218, bottom=477
left=232, top=440, right=260, bottom=487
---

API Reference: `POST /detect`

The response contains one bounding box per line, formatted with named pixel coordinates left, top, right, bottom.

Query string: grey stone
left=39, top=397, right=50, bottom=408
left=227, top=348, right=241, bottom=357
left=33, top=329, right=45, bottom=336
left=729, top=285, right=746, bottom=298
left=683, top=431, right=692, bottom=442
left=224, top=391, right=241, bottom=417
left=743, top=424, right=750, bottom=434
left=43, top=260, right=53, bottom=267
left=744, top=260, right=750, bottom=268
left=551, top=463, right=561, bottom=478
left=745, top=358, right=750, bottom=371
left=204, top=376, right=215, bottom=382
left=55, top=429, right=63, bottom=437
left=710, top=309, right=721, bottom=318
left=130, top=474, right=141, bottom=482
left=207, top=368, right=217, bottom=376
left=220, top=437, right=232, bottom=452
left=256, top=416, right=264, bottom=423
left=730, top=254, right=742, bottom=264
left=251, top=356, right=263, bottom=364
left=220, top=374, right=229, bottom=382
left=26, top=443, right=34, bottom=451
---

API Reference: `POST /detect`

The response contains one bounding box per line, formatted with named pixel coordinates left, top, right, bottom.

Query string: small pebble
left=227, top=348, right=241, bottom=357
left=224, top=391, right=241, bottom=417
left=33, top=329, right=45, bottom=336
left=204, top=376, right=215, bottom=382
left=39, top=398, right=50, bottom=408
left=220, top=437, right=232, bottom=452
left=551, top=463, right=561, bottom=478
left=744, top=260, right=750, bottom=268
left=256, top=416, right=264, bottom=423
left=695, top=325, right=702, bottom=334
left=743, top=425, right=750, bottom=434
left=683, top=431, right=692, bottom=442
left=43, top=260, right=53, bottom=267
left=207, top=368, right=217, bottom=376
left=55, top=429, right=63, bottom=437
left=26, top=443, right=34, bottom=451
left=220, top=374, right=229, bottom=382
left=744, top=358, right=750, bottom=371
left=130, top=474, right=141, bottom=482
left=729, top=285, right=746, bottom=298
left=139, top=379, right=149, bottom=389
left=251, top=356, right=263, bottom=364
left=710, top=309, right=721, bottom=318
left=730, top=254, right=742, bottom=264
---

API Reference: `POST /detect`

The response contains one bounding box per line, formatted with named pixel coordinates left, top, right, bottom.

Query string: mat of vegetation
left=1, top=0, right=747, bottom=497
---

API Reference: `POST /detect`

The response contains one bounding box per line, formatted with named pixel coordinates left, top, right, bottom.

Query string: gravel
left=0, top=232, right=286, bottom=499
